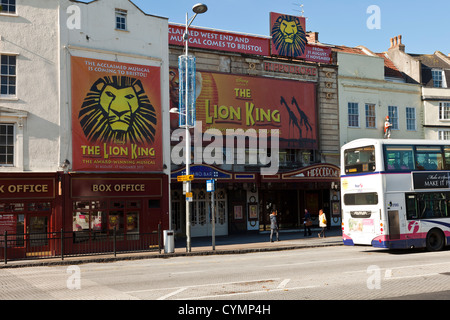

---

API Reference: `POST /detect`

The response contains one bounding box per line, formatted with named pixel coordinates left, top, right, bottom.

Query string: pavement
left=0, top=227, right=343, bottom=269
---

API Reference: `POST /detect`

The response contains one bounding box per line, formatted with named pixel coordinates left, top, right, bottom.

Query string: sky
left=124, top=0, right=450, bottom=55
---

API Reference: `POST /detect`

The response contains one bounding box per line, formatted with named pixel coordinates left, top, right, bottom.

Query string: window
left=406, top=193, right=450, bottom=220
left=406, top=107, right=416, bottom=131
left=1, top=55, right=16, bottom=96
left=388, top=106, right=398, bottom=130
left=348, top=102, right=359, bottom=127
left=115, top=9, right=127, bottom=31
left=0, top=123, right=14, bottom=165
left=72, top=199, right=141, bottom=242
left=365, top=104, right=376, bottom=128
left=0, top=0, right=16, bottom=14
left=439, top=131, right=450, bottom=140
left=432, top=69, right=443, bottom=88
left=439, top=102, right=450, bottom=120
left=344, top=192, right=378, bottom=206
left=384, top=145, right=414, bottom=171
left=415, top=146, right=444, bottom=170
left=344, top=145, right=376, bottom=174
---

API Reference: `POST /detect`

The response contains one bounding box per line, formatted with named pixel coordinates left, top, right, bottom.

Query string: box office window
left=72, top=199, right=141, bottom=242
left=0, top=201, right=51, bottom=247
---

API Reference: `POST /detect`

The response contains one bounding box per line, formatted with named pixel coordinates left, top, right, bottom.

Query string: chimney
left=306, top=32, right=319, bottom=43
left=398, top=35, right=405, bottom=52
left=388, top=35, right=405, bottom=52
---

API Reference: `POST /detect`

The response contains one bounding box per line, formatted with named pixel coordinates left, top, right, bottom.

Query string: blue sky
left=131, top=0, right=449, bottom=55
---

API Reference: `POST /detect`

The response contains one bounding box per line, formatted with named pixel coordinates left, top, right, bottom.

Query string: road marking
left=266, top=256, right=367, bottom=268
left=157, top=287, right=187, bottom=300
left=170, top=270, right=204, bottom=275
left=277, top=279, right=290, bottom=289
left=182, top=285, right=319, bottom=300
left=125, top=278, right=280, bottom=294
left=344, top=261, right=450, bottom=274
left=385, top=273, right=440, bottom=280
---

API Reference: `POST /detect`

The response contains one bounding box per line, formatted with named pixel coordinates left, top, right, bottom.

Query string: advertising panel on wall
left=170, top=69, right=317, bottom=149
left=71, top=56, right=162, bottom=172
left=169, top=24, right=270, bottom=56
left=270, top=12, right=332, bottom=63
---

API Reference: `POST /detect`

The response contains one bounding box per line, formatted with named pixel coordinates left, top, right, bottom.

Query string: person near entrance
left=303, top=209, right=312, bottom=236
left=269, top=210, right=279, bottom=242
left=318, top=209, right=327, bottom=238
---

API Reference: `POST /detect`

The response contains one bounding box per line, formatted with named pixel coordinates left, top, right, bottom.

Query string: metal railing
left=1, top=225, right=162, bottom=264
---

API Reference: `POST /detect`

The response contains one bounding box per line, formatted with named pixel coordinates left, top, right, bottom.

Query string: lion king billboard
left=71, top=56, right=162, bottom=172
left=270, top=12, right=332, bottom=63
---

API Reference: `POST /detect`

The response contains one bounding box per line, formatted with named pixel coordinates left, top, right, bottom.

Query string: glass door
left=26, top=213, right=51, bottom=256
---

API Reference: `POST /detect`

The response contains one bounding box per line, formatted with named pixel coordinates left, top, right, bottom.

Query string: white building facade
left=334, top=46, right=423, bottom=147
left=0, top=0, right=171, bottom=259
left=386, top=36, right=450, bottom=141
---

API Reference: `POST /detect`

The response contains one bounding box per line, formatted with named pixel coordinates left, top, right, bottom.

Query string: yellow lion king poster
left=71, top=56, right=162, bottom=172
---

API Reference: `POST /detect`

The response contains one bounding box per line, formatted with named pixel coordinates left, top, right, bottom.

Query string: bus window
left=344, top=192, right=378, bottom=206
left=417, top=193, right=448, bottom=219
left=384, top=146, right=414, bottom=171
left=405, top=194, right=418, bottom=219
left=444, top=147, right=450, bottom=170
left=415, top=146, right=444, bottom=170
left=344, top=146, right=375, bottom=174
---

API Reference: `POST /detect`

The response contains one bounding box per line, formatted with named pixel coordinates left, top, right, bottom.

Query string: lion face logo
left=79, top=76, right=157, bottom=145
left=271, top=14, right=306, bottom=57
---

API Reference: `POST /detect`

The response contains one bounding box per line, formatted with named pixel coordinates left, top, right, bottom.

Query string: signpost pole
left=207, top=179, right=216, bottom=250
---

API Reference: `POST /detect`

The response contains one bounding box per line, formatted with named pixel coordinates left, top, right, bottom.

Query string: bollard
left=4, top=231, right=7, bottom=265
left=61, top=228, right=64, bottom=261
left=158, top=224, right=161, bottom=254
left=113, top=226, right=117, bottom=257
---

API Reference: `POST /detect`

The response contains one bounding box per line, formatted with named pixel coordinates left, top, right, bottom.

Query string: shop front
left=259, top=164, right=341, bottom=230
left=0, top=173, right=60, bottom=259
left=64, top=173, right=169, bottom=254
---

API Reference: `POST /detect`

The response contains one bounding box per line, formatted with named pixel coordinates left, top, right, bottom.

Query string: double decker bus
left=341, top=139, right=450, bottom=251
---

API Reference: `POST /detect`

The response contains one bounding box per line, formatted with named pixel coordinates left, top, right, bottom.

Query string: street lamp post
left=181, top=3, right=208, bottom=253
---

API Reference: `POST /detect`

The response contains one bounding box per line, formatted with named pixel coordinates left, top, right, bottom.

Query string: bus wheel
left=426, top=229, right=445, bottom=252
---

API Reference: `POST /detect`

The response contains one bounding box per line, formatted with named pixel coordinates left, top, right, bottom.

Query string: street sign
left=206, top=179, right=215, bottom=192
left=186, top=192, right=193, bottom=202
left=177, top=174, right=194, bottom=182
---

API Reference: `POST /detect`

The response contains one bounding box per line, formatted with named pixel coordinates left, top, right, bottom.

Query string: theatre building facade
left=0, top=0, right=170, bottom=259
left=169, top=13, right=341, bottom=237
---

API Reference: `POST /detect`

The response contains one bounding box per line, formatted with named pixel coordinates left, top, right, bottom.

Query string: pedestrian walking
left=318, top=209, right=327, bottom=238
left=303, top=209, right=312, bottom=236
left=269, top=210, right=279, bottom=242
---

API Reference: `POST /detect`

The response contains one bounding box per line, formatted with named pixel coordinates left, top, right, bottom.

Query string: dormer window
left=115, top=9, right=127, bottom=31
left=432, top=69, right=445, bottom=88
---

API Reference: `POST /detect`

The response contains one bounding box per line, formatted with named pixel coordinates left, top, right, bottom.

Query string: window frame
left=0, top=123, right=14, bottom=166
left=0, top=0, right=16, bottom=14
left=432, top=69, right=443, bottom=88
left=388, top=106, right=399, bottom=130
left=348, top=102, right=359, bottom=128
left=439, top=102, right=450, bottom=121
left=115, top=8, right=128, bottom=31
left=365, top=103, right=376, bottom=129
left=1, top=54, right=17, bottom=98
left=406, top=107, right=416, bottom=131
